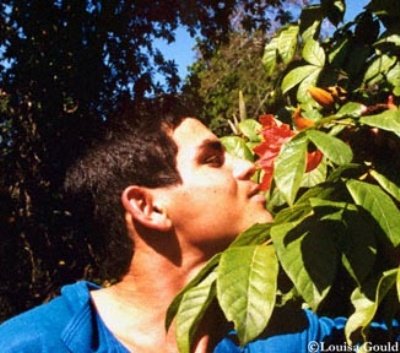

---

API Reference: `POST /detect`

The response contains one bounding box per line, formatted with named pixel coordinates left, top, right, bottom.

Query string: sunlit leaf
left=345, top=269, right=398, bottom=343
left=271, top=218, right=338, bottom=310
left=346, top=180, right=400, bottom=247
left=374, top=33, right=400, bottom=47
left=175, top=272, right=217, bottom=353
left=274, top=134, right=307, bottom=205
left=363, top=54, right=396, bottom=84
left=360, top=109, right=400, bottom=137
left=217, top=245, right=278, bottom=345
left=306, top=130, right=353, bottom=165
left=166, top=254, right=220, bottom=330
left=303, top=39, right=325, bottom=67
left=229, top=223, right=272, bottom=248
left=262, top=25, right=299, bottom=75
left=336, top=102, right=366, bottom=118
left=262, top=36, right=279, bottom=75
left=301, top=158, right=327, bottom=188
left=220, top=136, right=254, bottom=161
left=238, top=119, right=262, bottom=142
left=282, top=65, right=320, bottom=94
left=274, top=203, right=313, bottom=224
left=370, top=169, right=400, bottom=202
left=387, top=63, right=400, bottom=92
left=297, top=68, right=321, bottom=103
left=277, top=25, right=300, bottom=65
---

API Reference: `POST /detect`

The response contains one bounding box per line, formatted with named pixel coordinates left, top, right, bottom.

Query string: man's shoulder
left=0, top=281, right=100, bottom=352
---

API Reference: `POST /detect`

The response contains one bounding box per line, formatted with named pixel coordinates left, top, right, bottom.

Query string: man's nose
left=228, top=154, right=257, bottom=180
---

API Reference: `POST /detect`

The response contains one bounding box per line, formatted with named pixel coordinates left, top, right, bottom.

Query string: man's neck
left=91, top=241, right=221, bottom=353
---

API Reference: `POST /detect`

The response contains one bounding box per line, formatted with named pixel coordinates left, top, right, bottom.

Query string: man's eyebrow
left=196, top=138, right=225, bottom=153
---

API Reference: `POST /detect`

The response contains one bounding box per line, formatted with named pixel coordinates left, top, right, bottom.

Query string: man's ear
left=121, top=186, right=172, bottom=232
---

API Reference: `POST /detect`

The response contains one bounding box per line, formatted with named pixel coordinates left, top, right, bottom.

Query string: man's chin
left=252, top=209, right=273, bottom=224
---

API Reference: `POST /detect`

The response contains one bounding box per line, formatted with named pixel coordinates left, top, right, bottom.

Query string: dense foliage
left=182, top=1, right=309, bottom=136
left=168, top=1, right=400, bottom=352
left=182, top=32, right=283, bottom=136
left=0, top=0, right=293, bottom=321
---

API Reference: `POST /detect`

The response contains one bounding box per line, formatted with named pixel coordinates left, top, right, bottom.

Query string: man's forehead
left=172, top=118, right=218, bottom=151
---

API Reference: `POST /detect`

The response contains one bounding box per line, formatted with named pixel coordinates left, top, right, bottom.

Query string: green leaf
left=329, top=37, right=350, bottom=67
left=368, top=0, right=400, bottom=18
left=262, top=25, right=299, bottom=75
left=336, top=102, right=366, bottom=118
left=306, top=129, right=353, bottom=165
left=370, top=169, right=400, bottom=202
left=274, top=203, right=313, bottom=224
left=387, top=62, right=400, bottom=89
left=363, top=54, right=396, bottom=84
left=274, top=134, right=307, bottom=205
left=346, top=180, right=400, bottom=247
left=296, top=68, right=321, bottom=103
left=296, top=183, right=337, bottom=204
left=299, top=5, right=322, bottom=42
left=238, top=119, right=262, bottom=142
left=301, top=158, right=327, bottom=188
left=217, top=245, right=278, bottom=344
left=374, top=33, right=400, bottom=47
left=229, top=223, right=272, bottom=248
left=345, top=45, right=372, bottom=78
left=165, top=254, right=220, bottom=330
left=262, top=36, right=279, bottom=75
left=345, top=269, right=398, bottom=343
left=271, top=218, right=338, bottom=310
left=266, top=187, right=288, bottom=210
left=308, top=198, right=377, bottom=284
left=277, top=25, right=300, bottom=65
left=281, top=65, right=320, bottom=94
left=360, top=108, right=400, bottom=136
left=220, top=136, right=254, bottom=161
left=308, top=197, right=357, bottom=211
left=326, top=163, right=361, bottom=182
left=175, top=272, right=217, bottom=353
left=322, top=0, right=345, bottom=26
left=303, top=39, right=325, bottom=66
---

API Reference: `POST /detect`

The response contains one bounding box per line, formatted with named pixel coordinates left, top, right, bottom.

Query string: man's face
left=160, top=118, right=272, bottom=252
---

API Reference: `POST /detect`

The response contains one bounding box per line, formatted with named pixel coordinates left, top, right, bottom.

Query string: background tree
left=182, top=31, right=282, bottom=136
left=0, top=0, right=296, bottom=321
left=182, top=1, right=309, bottom=135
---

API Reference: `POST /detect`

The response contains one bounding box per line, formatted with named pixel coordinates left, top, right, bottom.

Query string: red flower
left=254, top=115, right=294, bottom=191
left=254, top=115, right=323, bottom=191
left=306, top=150, right=323, bottom=172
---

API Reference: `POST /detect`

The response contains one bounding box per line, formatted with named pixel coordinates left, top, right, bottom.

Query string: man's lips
left=248, top=184, right=261, bottom=198
left=248, top=184, right=265, bottom=203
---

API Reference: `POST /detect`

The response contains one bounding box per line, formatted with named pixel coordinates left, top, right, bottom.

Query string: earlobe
left=121, top=186, right=172, bottom=232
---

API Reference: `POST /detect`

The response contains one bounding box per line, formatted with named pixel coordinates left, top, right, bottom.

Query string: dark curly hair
left=64, top=100, right=185, bottom=281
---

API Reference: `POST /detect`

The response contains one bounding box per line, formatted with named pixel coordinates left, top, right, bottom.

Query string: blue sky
left=154, top=0, right=370, bottom=83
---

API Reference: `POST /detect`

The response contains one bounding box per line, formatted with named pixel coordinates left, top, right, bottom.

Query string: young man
left=0, top=110, right=396, bottom=352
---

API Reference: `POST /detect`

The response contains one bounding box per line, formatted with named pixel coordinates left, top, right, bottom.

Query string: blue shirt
left=0, top=281, right=394, bottom=352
